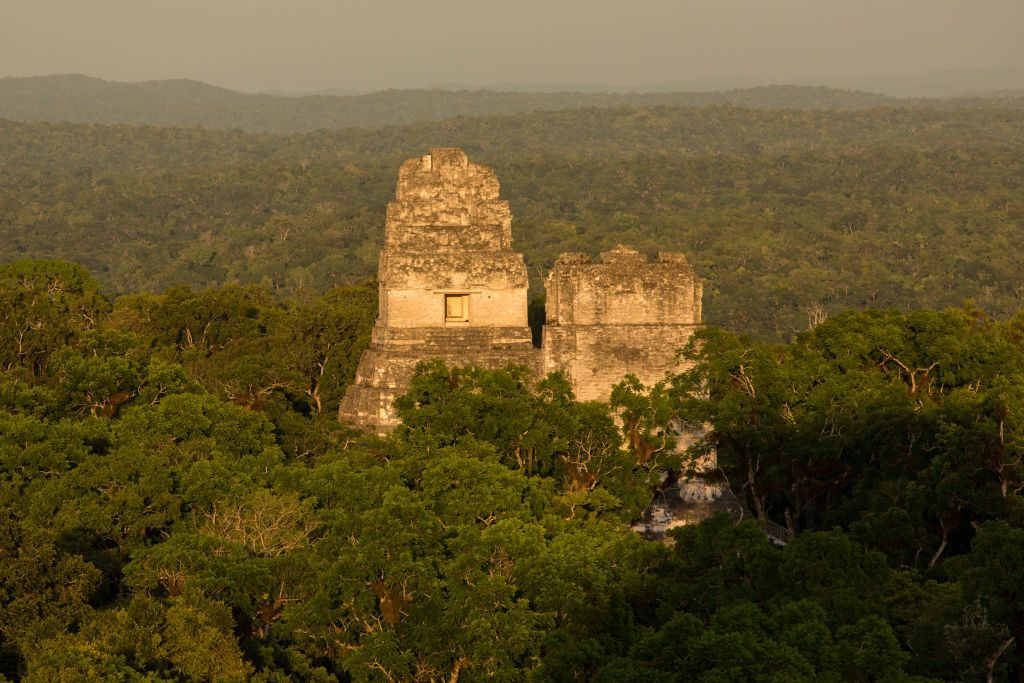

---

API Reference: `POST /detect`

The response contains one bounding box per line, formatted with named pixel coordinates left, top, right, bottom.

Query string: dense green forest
left=2, top=259, right=1024, bottom=680
left=3, top=100, right=1024, bottom=338
left=0, top=75, right=922, bottom=131
left=3, top=89, right=1024, bottom=679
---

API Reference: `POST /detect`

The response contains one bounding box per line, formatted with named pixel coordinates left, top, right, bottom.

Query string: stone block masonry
left=339, top=149, right=704, bottom=431
left=542, top=246, right=702, bottom=403
left=339, top=148, right=538, bottom=431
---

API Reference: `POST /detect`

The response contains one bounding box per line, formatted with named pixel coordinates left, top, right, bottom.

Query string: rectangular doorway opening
left=444, top=294, right=469, bottom=323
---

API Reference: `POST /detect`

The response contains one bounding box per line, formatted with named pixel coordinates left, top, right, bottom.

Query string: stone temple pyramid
left=339, top=148, right=538, bottom=430
left=340, top=148, right=703, bottom=433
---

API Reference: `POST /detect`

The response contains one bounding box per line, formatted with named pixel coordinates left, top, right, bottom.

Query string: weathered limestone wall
left=381, top=289, right=527, bottom=328
left=339, top=148, right=538, bottom=430
left=542, top=245, right=703, bottom=402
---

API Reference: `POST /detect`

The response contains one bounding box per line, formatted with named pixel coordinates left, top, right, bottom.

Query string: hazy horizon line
left=4, top=63, right=1024, bottom=99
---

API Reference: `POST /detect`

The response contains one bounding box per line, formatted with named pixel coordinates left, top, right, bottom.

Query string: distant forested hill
left=0, top=74, right=917, bottom=131
left=2, top=102, right=1023, bottom=339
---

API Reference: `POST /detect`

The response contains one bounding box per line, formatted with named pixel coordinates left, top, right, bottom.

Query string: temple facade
left=338, top=149, right=538, bottom=430
left=339, top=148, right=703, bottom=431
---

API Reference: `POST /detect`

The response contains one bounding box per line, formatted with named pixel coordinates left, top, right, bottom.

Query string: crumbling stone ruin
left=543, top=246, right=702, bottom=403
left=339, top=148, right=702, bottom=429
left=338, top=148, right=538, bottom=430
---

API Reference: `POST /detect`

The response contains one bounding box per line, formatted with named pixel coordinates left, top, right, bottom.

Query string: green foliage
left=110, top=282, right=376, bottom=421
left=0, top=259, right=109, bottom=379
left=395, top=361, right=654, bottom=521
left=0, top=263, right=1023, bottom=678
left=665, top=308, right=1024, bottom=678
left=4, top=101, right=1024, bottom=338
left=0, top=510, right=100, bottom=670
left=673, top=309, right=1024, bottom=554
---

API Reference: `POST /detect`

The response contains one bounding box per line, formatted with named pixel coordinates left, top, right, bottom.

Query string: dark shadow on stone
left=528, top=295, right=545, bottom=348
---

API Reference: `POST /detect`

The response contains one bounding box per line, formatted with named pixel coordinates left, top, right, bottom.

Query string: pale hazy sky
left=2, top=0, right=1023, bottom=92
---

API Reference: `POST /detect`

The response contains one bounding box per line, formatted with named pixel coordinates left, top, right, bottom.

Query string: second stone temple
left=339, top=148, right=703, bottom=431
